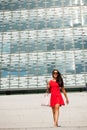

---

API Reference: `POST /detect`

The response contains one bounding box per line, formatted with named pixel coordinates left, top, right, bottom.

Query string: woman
left=47, top=69, right=69, bottom=127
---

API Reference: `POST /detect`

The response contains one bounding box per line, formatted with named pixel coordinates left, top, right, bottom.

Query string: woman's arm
left=46, top=81, right=50, bottom=93
left=61, top=87, right=69, bottom=104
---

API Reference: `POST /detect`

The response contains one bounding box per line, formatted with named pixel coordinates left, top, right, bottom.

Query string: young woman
left=47, top=69, right=69, bottom=127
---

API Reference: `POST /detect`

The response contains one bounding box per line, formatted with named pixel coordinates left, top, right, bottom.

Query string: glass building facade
left=0, top=0, right=87, bottom=91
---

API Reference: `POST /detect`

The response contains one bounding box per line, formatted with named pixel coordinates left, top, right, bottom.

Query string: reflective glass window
left=63, top=7, right=73, bottom=27
left=37, top=0, right=45, bottom=8
left=37, top=30, right=47, bottom=52
left=64, top=75, right=76, bottom=86
left=55, top=29, right=64, bottom=50
left=29, top=0, right=37, bottom=9
left=75, top=74, right=85, bottom=86
left=46, top=52, right=56, bottom=74
left=55, top=52, right=65, bottom=73
left=11, top=11, right=21, bottom=30
left=1, top=54, right=10, bottom=78
left=37, top=9, right=46, bottom=29
left=72, top=7, right=81, bottom=27
left=19, top=77, right=28, bottom=88
left=63, top=0, right=72, bottom=6
left=82, top=6, right=87, bottom=26
left=45, top=0, right=55, bottom=8
left=72, top=0, right=81, bottom=5
left=83, top=28, right=87, bottom=49
left=84, top=50, right=87, bottom=72
left=46, top=30, right=55, bottom=51
left=65, top=51, right=75, bottom=74
left=54, top=8, right=63, bottom=28
left=29, top=76, right=38, bottom=88
left=1, top=78, right=9, bottom=89
left=75, top=50, right=85, bottom=73
left=73, top=28, right=83, bottom=49
left=64, top=29, right=74, bottom=50
left=10, top=77, right=19, bottom=88
left=82, top=0, right=87, bottom=5
left=37, top=53, right=47, bottom=75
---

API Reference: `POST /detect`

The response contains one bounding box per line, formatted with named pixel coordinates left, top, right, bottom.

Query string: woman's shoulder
left=47, top=79, right=53, bottom=84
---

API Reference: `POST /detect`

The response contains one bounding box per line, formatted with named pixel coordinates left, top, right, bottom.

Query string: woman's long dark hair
left=52, top=69, right=64, bottom=88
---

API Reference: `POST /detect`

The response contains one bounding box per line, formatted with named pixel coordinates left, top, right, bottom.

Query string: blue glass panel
left=47, top=42, right=55, bottom=51
left=47, top=63, right=56, bottom=74
left=37, top=65, right=47, bottom=75
left=46, top=0, right=54, bottom=8
left=37, top=21, right=46, bottom=29
left=64, top=29, right=74, bottom=50
left=37, top=0, right=45, bottom=8
left=73, top=28, right=83, bottom=49
left=74, top=37, right=83, bottom=49
left=72, top=0, right=81, bottom=5
left=37, top=41, right=47, bottom=52
left=82, top=0, right=87, bottom=5
left=37, top=9, right=46, bottom=29
left=55, top=18, right=63, bottom=28
left=83, top=40, right=87, bottom=49
left=19, top=0, right=30, bottom=9
left=63, top=16, right=72, bottom=27
left=0, top=43, right=1, bottom=53
left=29, top=0, right=37, bottom=9
left=54, top=0, right=62, bottom=7
left=9, top=71, right=19, bottom=76
left=55, top=39, right=64, bottom=50
left=72, top=7, right=81, bottom=27
left=85, top=64, right=87, bottom=72
left=11, top=41, right=19, bottom=53
left=19, top=70, right=28, bottom=77
left=82, top=15, right=87, bottom=26
left=29, top=64, right=38, bottom=76
left=0, top=26, right=3, bottom=32
left=75, top=64, right=85, bottom=73
left=75, top=51, right=85, bottom=73
left=83, top=28, right=87, bottom=49
left=55, top=52, right=65, bottom=73
left=3, top=43, right=10, bottom=54
left=65, top=41, right=74, bottom=50
left=19, top=40, right=28, bottom=53
left=0, top=0, right=30, bottom=11
left=0, top=34, right=2, bottom=53
left=63, top=0, right=72, bottom=6
left=18, top=22, right=28, bottom=31
left=7, top=2, right=20, bottom=11
left=0, top=1, right=11, bottom=10
left=0, top=12, right=3, bottom=31
left=65, top=51, right=75, bottom=74
left=1, top=70, right=9, bottom=78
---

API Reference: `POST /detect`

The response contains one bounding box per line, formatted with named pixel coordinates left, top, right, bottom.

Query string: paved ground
left=0, top=92, right=87, bottom=130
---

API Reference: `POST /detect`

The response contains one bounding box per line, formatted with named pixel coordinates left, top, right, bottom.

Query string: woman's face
left=53, top=70, right=58, bottom=78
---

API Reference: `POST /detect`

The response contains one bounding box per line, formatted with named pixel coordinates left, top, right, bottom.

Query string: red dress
left=49, top=80, right=65, bottom=107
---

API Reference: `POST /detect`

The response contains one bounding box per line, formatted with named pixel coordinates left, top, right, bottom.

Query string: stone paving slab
left=0, top=92, right=87, bottom=130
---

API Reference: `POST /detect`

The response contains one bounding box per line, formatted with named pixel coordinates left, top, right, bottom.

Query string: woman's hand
left=66, top=98, right=69, bottom=104
left=61, top=87, right=69, bottom=105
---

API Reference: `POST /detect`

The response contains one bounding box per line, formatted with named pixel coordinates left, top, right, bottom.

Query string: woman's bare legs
left=52, top=104, right=60, bottom=127
left=52, top=107, right=55, bottom=123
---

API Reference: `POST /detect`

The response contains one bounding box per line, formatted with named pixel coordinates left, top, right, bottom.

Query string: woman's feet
left=54, top=122, right=58, bottom=127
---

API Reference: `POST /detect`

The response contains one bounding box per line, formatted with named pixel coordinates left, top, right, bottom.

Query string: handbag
left=41, top=93, right=51, bottom=106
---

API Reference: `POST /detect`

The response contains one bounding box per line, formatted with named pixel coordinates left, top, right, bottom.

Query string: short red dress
left=49, top=80, right=65, bottom=107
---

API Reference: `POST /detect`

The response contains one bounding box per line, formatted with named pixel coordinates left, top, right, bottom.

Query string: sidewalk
left=0, top=92, right=87, bottom=130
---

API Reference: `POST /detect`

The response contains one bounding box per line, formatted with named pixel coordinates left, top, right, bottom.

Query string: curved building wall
left=0, top=0, right=87, bottom=91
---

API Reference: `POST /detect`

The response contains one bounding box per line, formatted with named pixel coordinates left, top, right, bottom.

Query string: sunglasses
left=53, top=71, right=58, bottom=74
